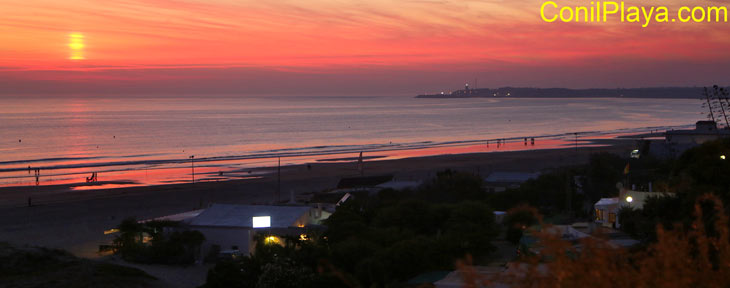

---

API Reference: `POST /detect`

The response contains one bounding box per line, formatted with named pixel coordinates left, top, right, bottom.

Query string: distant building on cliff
left=649, top=121, right=730, bottom=158
left=666, top=120, right=729, bottom=145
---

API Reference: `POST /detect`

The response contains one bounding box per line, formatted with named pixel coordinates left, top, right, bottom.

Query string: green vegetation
left=203, top=170, right=499, bottom=288
left=112, top=218, right=205, bottom=265
left=325, top=199, right=498, bottom=286
left=202, top=138, right=730, bottom=287
left=619, top=138, right=730, bottom=242
left=482, top=194, right=730, bottom=288
left=203, top=232, right=338, bottom=288
left=488, top=167, right=580, bottom=214
left=504, top=205, right=541, bottom=244
left=0, top=242, right=157, bottom=288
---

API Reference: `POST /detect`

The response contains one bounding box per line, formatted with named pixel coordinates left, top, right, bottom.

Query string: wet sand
left=0, top=140, right=634, bottom=258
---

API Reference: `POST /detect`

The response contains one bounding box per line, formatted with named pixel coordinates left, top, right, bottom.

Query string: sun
left=68, top=33, right=85, bottom=60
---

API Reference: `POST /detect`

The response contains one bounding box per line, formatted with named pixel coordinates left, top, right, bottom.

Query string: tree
left=112, top=218, right=204, bottom=265
left=704, top=85, right=730, bottom=128
left=256, top=257, right=315, bottom=288
left=584, top=152, right=624, bottom=202
left=443, top=201, right=499, bottom=257
left=671, top=138, right=730, bottom=202
left=505, top=205, right=541, bottom=244
left=419, top=169, right=486, bottom=202
left=113, top=217, right=145, bottom=260
left=203, top=256, right=261, bottom=288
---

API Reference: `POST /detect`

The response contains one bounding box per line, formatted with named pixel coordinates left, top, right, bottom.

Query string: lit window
left=264, top=236, right=280, bottom=245
left=103, top=228, right=119, bottom=235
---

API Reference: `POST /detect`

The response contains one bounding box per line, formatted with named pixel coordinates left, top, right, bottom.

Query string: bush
left=505, top=205, right=541, bottom=244
left=112, top=218, right=204, bottom=265
left=491, top=194, right=730, bottom=288
left=419, top=169, right=486, bottom=202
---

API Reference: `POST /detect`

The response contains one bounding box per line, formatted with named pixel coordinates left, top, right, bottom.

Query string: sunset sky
left=1, top=0, right=729, bottom=95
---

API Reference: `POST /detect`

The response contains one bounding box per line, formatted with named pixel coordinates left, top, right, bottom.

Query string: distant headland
left=416, top=86, right=702, bottom=99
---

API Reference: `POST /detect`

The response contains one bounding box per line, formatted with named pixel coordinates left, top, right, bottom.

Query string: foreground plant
left=459, top=194, right=730, bottom=288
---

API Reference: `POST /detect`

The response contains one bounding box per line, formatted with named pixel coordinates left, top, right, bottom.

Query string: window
left=595, top=209, right=602, bottom=220
left=609, top=213, right=616, bottom=223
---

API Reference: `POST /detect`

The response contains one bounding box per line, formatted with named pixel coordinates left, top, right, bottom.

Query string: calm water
left=0, top=96, right=703, bottom=187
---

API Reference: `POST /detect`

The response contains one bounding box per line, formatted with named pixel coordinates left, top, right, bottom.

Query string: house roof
left=484, top=172, right=539, bottom=183
left=595, top=197, right=619, bottom=207
left=142, top=209, right=204, bottom=223
left=187, top=204, right=311, bottom=228
left=376, top=180, right=421, bottom=190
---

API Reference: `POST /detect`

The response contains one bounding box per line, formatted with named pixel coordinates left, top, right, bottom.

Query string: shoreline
left=0, top=137, right=636, bottom=206
left=0, top=125, right=674, bottom=189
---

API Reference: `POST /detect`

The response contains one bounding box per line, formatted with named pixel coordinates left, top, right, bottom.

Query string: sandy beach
left=0, top=139, right=634, bottom=258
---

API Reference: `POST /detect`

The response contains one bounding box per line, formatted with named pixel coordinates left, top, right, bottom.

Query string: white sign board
left=252, top=216, right=271, bottom=228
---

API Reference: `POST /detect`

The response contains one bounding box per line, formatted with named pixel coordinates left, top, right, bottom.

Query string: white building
left=184, top=204, right=330, bottom=257
left=594, top=189, right=675, bottom=228
left=594, top=198, right=620, bottom=228
left=666, top=121, right=730, bottom=145
left=651, top=121, right=730, bottom=158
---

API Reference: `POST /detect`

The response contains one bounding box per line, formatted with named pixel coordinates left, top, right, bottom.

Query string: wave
left=0, top=153, right=170, bottom=166
left=0, top=124, right=689, bottom=176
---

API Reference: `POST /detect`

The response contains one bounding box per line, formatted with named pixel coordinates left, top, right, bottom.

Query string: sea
left=0, top=95, right=704, bottom=188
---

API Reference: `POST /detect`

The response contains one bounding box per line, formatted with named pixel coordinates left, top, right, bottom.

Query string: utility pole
left=574, top=133, right=578, bottom=152
left=277, top=157, right=281, bottom=203
left=189, top=155, right=195, bottom=183
left=358, top=152, right=364, bottom=176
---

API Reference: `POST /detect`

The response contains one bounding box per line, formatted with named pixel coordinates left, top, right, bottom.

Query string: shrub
left=505, top=205, right=541, bottom=244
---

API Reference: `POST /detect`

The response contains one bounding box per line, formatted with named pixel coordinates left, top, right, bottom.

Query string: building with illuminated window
left=594, top=189, right=675, bottom=228
left=184, top=204, right=330, bottom=258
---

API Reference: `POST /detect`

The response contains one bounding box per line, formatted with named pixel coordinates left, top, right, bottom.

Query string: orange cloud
left=0, top=0, right=728, bottom=91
